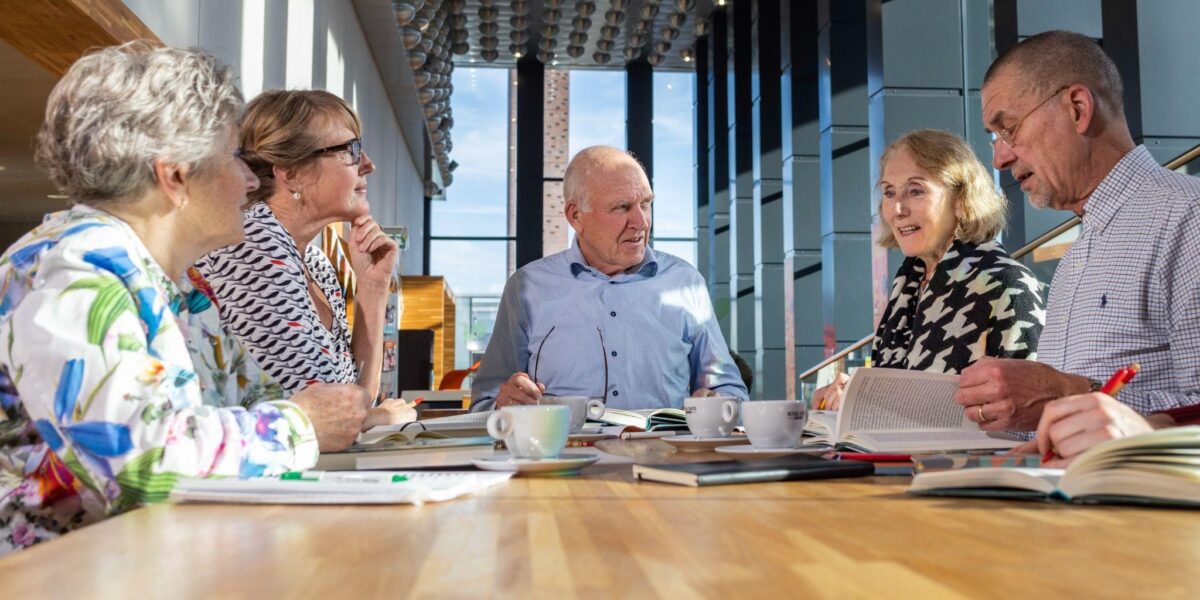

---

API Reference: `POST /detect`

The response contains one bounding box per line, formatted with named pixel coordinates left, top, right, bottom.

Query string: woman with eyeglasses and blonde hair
left=812, top=129, right=1045, bottom=410
left=0, top=44, right=370, bottom=553
left=194, top=90, right=411, bottom=428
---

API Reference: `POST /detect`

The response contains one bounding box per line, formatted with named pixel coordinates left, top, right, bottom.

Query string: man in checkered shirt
left=952, top=30, right=1200, bottom=437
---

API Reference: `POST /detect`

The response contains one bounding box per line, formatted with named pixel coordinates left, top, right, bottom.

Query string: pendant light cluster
left=390, top=1, right=720, bottom=187
left=396, top=0, right=459, bottom=185
left=426, top=0, right=712, bottom=68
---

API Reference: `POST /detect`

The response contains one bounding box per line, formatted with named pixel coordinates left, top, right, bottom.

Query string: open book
left=591, top=407, right=688, bottom=432
left=317, top=433, right=496, bottom=471
left=359, top=411, right=491, bottom=445
left=909, top=427, right=1200, bottom=507
left=804, top=368, right=1021, bottom=453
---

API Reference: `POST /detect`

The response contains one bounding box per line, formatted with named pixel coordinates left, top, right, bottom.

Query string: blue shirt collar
left=566, top=238, right=659, bottom=280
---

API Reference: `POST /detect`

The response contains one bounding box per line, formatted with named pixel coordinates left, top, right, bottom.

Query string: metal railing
left=797, top=142, right=1200, bottom=382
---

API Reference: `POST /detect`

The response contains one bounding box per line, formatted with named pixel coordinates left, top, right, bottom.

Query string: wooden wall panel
left=399, top=276, right=456, bottom=387
left=0, top=0, right=160, bottom=76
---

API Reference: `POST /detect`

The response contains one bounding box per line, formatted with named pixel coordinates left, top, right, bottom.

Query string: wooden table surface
left=1, top=441, right=1196, bottom=599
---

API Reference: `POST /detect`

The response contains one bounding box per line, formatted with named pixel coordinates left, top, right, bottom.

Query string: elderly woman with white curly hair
left=0, top=43, right=371, bottom=553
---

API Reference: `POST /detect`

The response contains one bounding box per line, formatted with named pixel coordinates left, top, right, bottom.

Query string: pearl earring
left=292, top=191, right=301, bottom=200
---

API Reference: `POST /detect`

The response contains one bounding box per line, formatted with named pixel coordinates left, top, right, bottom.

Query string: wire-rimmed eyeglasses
left=990, top=85, right=1068, bottom=149
left=533, top=326, right=609, bottom=402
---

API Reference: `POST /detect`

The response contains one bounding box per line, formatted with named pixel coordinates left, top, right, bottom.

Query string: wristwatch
left=1088, top=378, right=1104, bottom=393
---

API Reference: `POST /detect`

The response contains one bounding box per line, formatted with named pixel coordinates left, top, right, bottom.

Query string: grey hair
left=562, top=145, right=646, bottom=212
left=35, top=41, right=244, bottom=206
left=983, top=30, right=1125, bottom=119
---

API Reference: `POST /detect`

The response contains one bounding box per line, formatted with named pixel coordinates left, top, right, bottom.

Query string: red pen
left=1043, top=363, right=1140, bottom=463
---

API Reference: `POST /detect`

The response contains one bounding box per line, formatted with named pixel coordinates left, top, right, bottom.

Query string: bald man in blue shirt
left=470, top=146, right=748, bottom=412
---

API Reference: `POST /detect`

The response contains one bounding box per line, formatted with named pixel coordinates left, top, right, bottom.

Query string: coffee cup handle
left=722, top=399, right=739, bottom=424
left=486, top=411, right=513, bottom=440
left=586, top=399, right=605, bottom=420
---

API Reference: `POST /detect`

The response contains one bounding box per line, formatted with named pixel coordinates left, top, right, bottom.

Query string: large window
left=429, top=67, right=513, bottom=368
left=650, top=71, right=697, bottom=267
left=568, top=70, right=627, bottom=156
left=565, top=70, right=627, bottom=248
left=428, top=68, right=700, bottom=368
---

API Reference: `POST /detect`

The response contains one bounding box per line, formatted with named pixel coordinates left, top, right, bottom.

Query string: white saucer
left=471, top=453, right=600, bottom=475
left=660, top=435, right=751, bottom=453
left=714, top=445, right=829, bottom=460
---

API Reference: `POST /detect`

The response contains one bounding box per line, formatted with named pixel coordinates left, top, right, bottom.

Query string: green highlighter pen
left=281, top=471, right=409, bottom=483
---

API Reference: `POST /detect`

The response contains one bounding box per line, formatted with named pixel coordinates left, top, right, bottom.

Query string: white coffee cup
left=683, top=395, right=740, bottom=438
left=742, top=400, right=807, bottom=449
left=486, top=405, right=571, bottom=459
left=539, top=396, right=605, bottom=433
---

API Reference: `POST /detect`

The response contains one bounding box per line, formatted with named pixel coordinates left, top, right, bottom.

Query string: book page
left=358, top=412, right=491, bottom=444
left=838, top=369, right=966, bottom=438
left=909, top=468, right=1062, bottom=495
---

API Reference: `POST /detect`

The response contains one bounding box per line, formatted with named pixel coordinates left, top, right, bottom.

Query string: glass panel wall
left=429, top=67, right=513, bottom=368
left=650, top=71, right=697, bottom=268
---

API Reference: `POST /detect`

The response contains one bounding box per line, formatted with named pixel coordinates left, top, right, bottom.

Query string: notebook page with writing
left=170, top=471, right=512, bottom=505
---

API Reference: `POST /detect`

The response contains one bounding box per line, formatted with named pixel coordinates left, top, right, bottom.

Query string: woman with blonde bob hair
left=814, top=129, right=1045, bottom=410
left=195, top=90, right=412, bottom=425
left=0, top=44, right=370, bottom=553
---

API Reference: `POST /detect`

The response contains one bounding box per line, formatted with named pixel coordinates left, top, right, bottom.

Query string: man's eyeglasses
left=533, top=326, right=610, bottom=402
left=990, top=85, right=1068, bottom=150
left=309, top=138, right=364, bottom=166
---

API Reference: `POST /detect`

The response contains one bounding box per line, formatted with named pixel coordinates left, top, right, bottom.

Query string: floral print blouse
left=0, top=205, right=319, bottom=554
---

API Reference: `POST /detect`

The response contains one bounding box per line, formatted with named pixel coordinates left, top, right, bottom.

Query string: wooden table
left=1, top=442, right=1196, bottom=599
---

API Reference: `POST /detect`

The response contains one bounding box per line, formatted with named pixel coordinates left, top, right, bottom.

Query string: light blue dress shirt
left=470, top=241, right=748, bottom=411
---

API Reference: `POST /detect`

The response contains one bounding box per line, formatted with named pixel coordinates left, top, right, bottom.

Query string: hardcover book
left=632, top=455, right=875, bottom=487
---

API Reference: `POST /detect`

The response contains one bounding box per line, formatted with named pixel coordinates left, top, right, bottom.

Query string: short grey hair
left=562, top=145, right=646, bottom=212
left=984, top=30, right=1125, bottom=119
left=35, top=41, right=244, bottom=206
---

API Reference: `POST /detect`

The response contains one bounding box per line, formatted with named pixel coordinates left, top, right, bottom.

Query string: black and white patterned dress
left=871, top=239, right=1045, bottom=374
left=194, top=203, right=357, bottom=393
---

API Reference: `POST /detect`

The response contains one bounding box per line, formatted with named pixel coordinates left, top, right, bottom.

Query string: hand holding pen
left=362, top=396, right=423, bottom=431
left=1035, top=364, right=1149, bottom=466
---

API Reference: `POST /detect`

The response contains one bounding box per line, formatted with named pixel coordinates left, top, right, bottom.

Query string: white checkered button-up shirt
left=1038, top=145, right=1200, bottom=415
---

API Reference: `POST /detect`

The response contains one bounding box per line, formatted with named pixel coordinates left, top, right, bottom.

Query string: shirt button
left=610, top=311, right=617, bottom=317
left=611, top=350, right=618, bottom=357
left=612, top=390, right=619, bottom=397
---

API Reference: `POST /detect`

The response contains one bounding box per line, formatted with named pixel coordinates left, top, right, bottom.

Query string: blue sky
left=430, top=67, right=696, bottom=299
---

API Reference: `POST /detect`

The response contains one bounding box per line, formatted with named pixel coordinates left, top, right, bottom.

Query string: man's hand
left=1032, top=393, right=1158, bottom=467
left=362, top=398, right=419, bottom=431
left=690, top=388, right=718, bottom=397
left=954, top=357, right=1091, bottom=432
left=812, top=373, right=850, bottom=411
left=348, top=215, right=399, bottom=292
left=495, top=372, right=545, bottom=408
left=290, top=383, right=370, bottom=452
